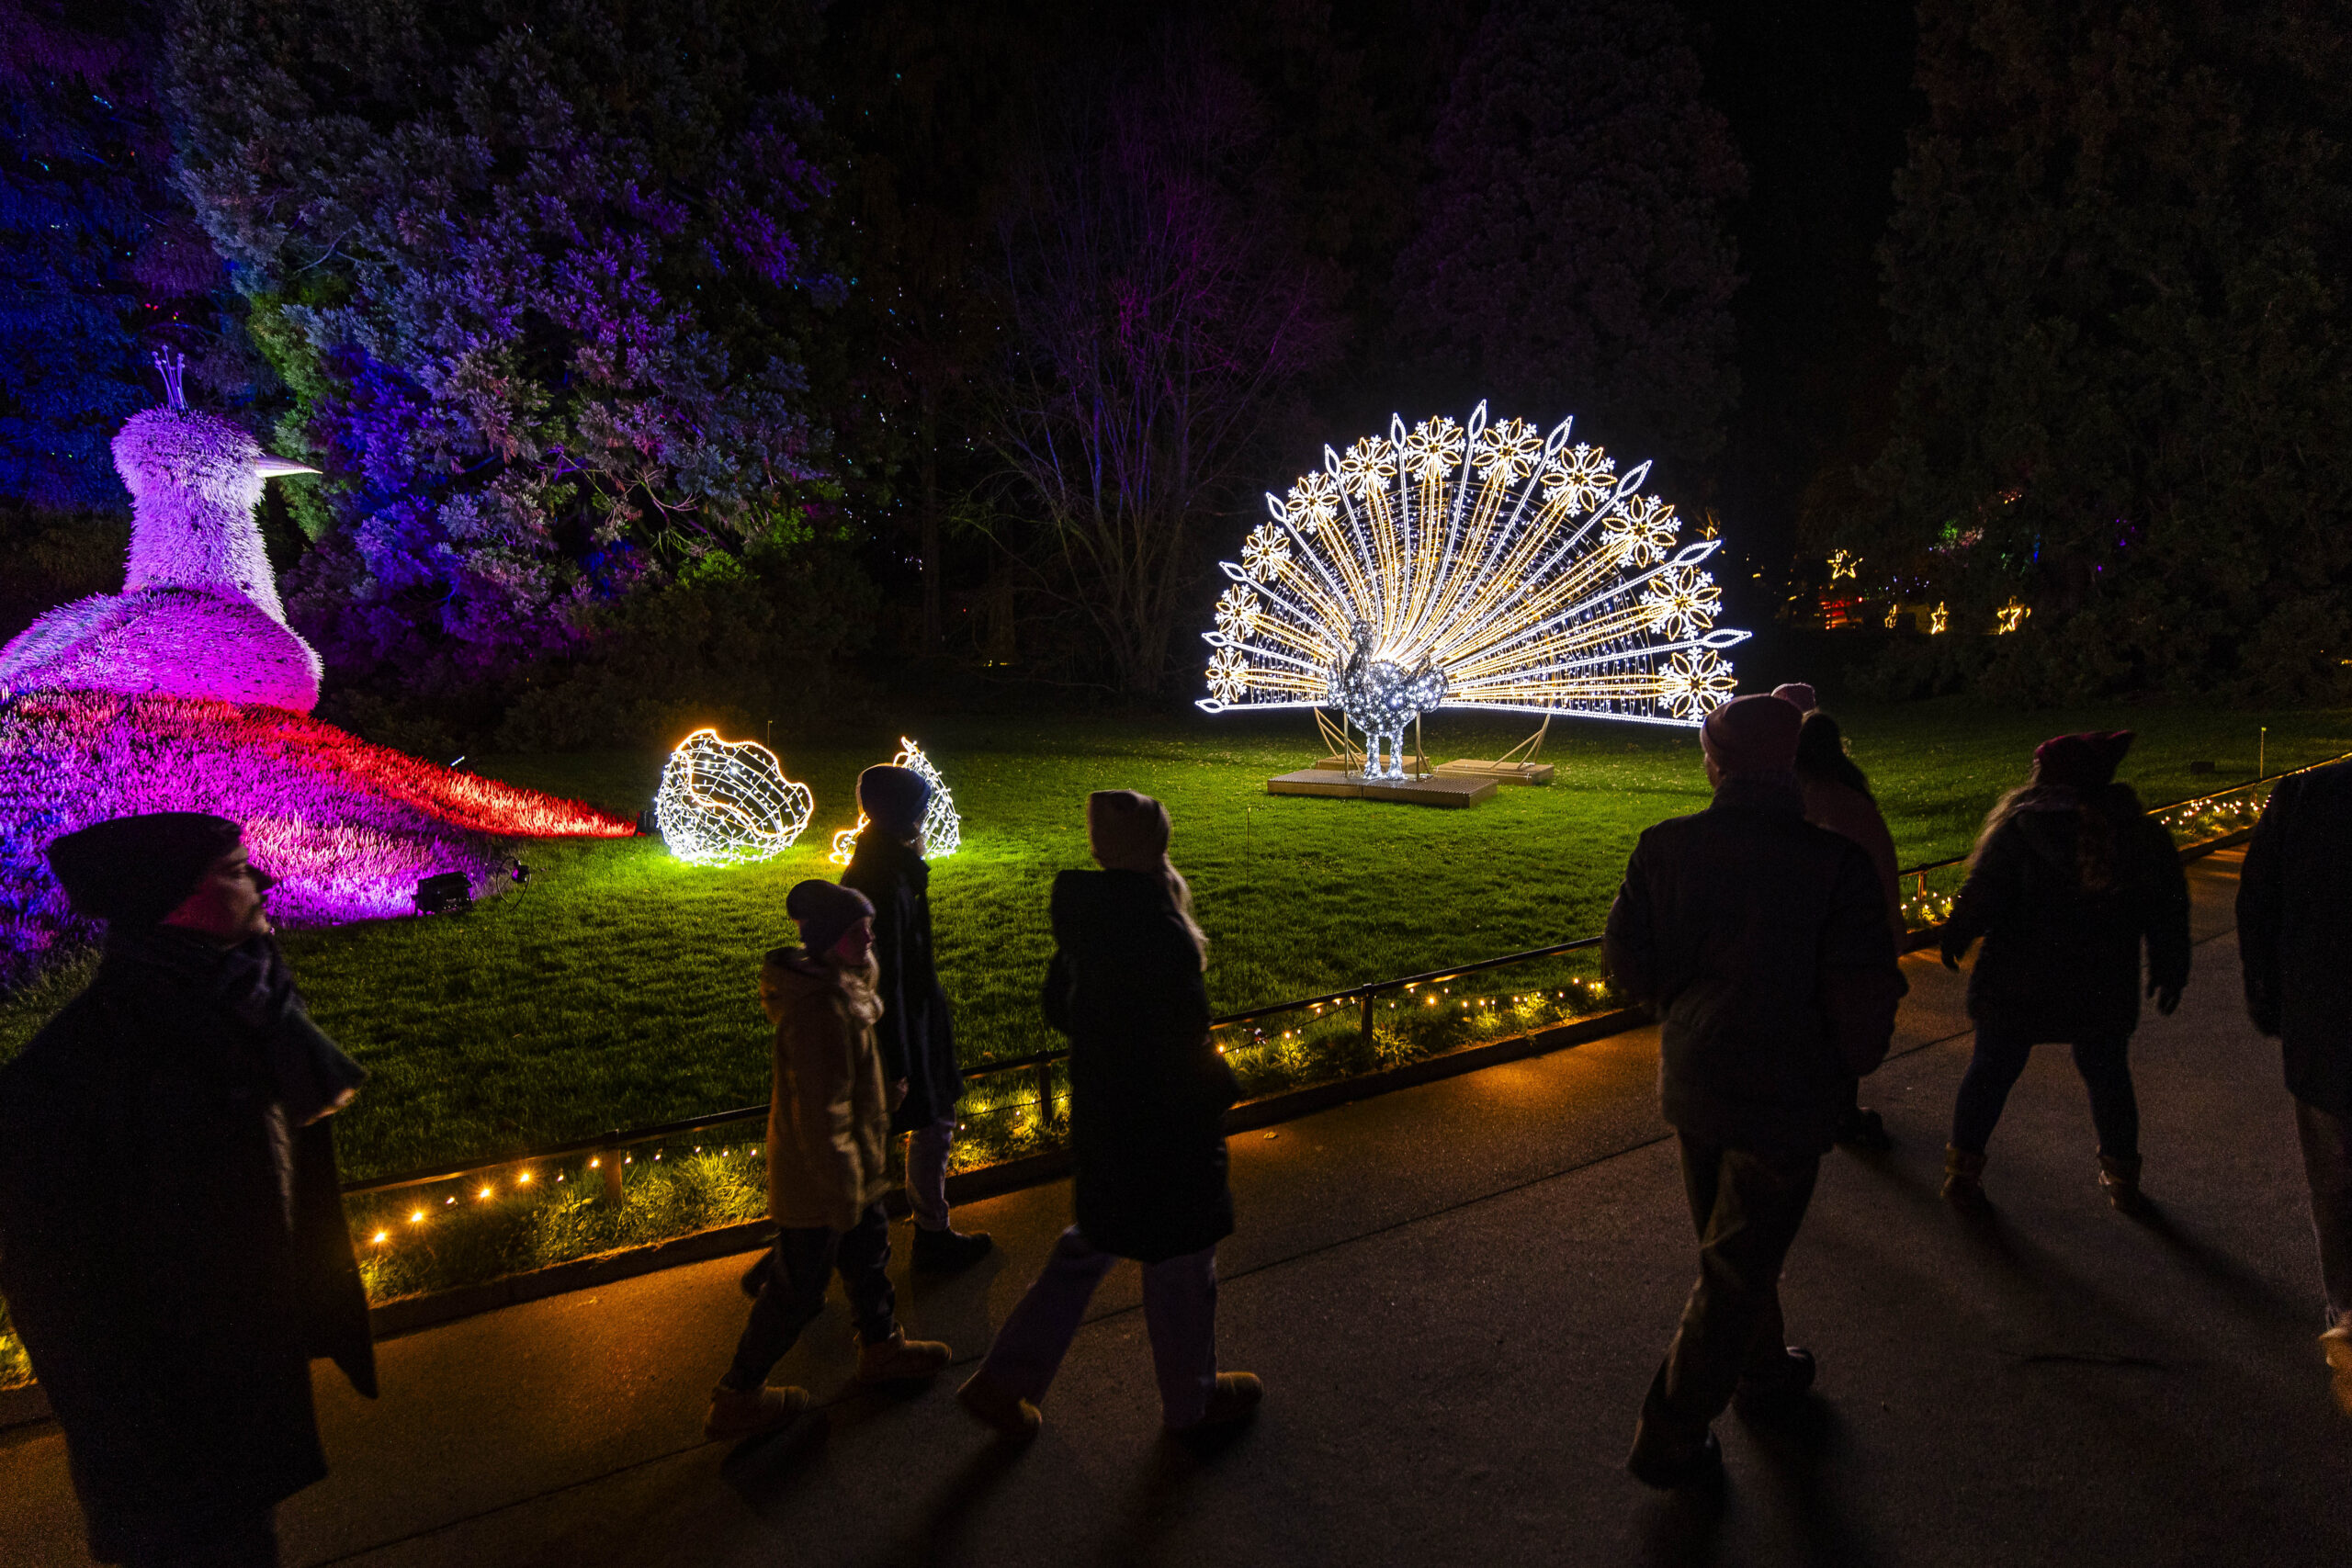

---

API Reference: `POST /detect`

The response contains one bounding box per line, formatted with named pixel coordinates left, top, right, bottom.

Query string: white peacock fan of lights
left=1198, top=403, right=1750, bottom=778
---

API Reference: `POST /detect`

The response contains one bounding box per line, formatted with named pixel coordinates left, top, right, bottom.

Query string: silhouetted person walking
left=705, top=880, right=953, bottom=1442
left=0, top=814, right=374, bottom=1567
left=1937, top=732, right=2188, bottom=1214
left=1607, top=696, right=1905, bottom=1487
left=2235, top=760, right=2352, bottom=1416
left=957, top=790, right=1260, bottom=1445
left=838, top=763, right=989, bottom=1271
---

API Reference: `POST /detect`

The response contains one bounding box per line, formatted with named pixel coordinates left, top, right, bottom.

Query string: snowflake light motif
left=828, top=737, right=963, bottom=864
left=657, top=728, right=813, bottom=865
left=1197, top=401, right=1753, bottom=778
left=1658, top=649, right=1738, bottom=719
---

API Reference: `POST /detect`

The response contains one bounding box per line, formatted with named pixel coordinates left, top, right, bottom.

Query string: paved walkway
left=3, top=853, right=2346, bottom=1566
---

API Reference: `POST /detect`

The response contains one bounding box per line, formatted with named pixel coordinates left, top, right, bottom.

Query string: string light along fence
left=1893, top=753, right=2344, bottom=934
left=334, top=754, right=2339, bottom=1304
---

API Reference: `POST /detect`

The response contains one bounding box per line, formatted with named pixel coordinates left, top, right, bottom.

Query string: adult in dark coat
left=1607, top=695, right=1906, bottom=1488
left=0, top=814, right=374, bottom=1567
left=956, top=790, right=1259, bottom=1443
left=836, top=763, right=988, bottom=1271
left=2235, top=760, right=2352, bottom=1413
left=1937, top=731, right=2189, bottom=1212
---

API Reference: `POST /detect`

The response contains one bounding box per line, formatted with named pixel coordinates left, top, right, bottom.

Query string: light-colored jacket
left=759, top=950, right=892, bottom=1231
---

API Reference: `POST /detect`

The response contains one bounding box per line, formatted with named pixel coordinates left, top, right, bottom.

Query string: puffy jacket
left=1939, top=784, right=2188, bottom=1042
left=1605, top=775, right=1907, bottom=1153
left=2237, top=762, right=2352, bottom=1116
left=758, top=949, right=893, bottom=1231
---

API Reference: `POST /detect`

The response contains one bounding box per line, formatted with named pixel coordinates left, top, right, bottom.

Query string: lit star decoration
left=1930, top=603, right=1950, bottom=635
left=828, top=738, right=963, bottom=864
left=1196, top=403, right=1752, bottom=777
left=1826, top=549, right=1860, bottom=581
left=655, top=728, right=813, bottom=865
left=1996, top=599, right=2030, bottom=633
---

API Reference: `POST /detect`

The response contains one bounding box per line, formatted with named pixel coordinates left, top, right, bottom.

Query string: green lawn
left=5, top=700, right=2346, bottom=1186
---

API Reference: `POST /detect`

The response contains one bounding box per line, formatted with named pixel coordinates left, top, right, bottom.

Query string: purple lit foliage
left=166, top=1, right=839, bottom=689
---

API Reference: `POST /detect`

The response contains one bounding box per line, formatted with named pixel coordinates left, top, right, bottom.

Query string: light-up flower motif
left=1640, top=567, right=1721, bottom=637
left=1401, top=416, right=1466, bottom=483
left=1658, top=649, right=1737, bottom=719
left=1206, top=647, right=1251, bottom=703
left=1239, top=525, right=1291, bottom=584
left=827, top=737, right=961, bottom=865
left=1215, top=585, right=1263, bottom=637
left=1284, top=470, right=1340, bottom=535
left=1198, top=400, right=1753, bottom=778
left=1603, top=495, right=1680, bottom=568
left=656, top=728, right=813, bottom=865
left=1472, top=417, right=1542, bottom=484
left=1338, top=436, right=1396, bottom=498
left=1541, top=442, right=1616, bottom=513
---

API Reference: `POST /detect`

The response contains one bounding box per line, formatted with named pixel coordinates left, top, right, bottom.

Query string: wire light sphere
left=655, top=728, right=814, bottom=865
left=1198, top=402, right=1751, bottom=778
left=827, top=737, right=963, bottom=864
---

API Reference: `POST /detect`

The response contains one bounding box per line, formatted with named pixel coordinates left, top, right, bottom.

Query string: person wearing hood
left=1937, top=731, right=2190, bottom=1213
left=0, top=814, right=375, bottom=1567
left=1606, top=696, right=1906, bottom=1488
left=704, top=880, right=954, bottom=1443
left=1783, top=694, right=1908, bottom=1152
left=838, top=763, right=989, bottom=1272
left=955, top=791, right=1261, bottom=1445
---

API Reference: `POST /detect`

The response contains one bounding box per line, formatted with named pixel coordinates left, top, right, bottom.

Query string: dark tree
left=1391, top=0, right=1744, bottom=470
left=1858, top=0, right=2352, bottom=700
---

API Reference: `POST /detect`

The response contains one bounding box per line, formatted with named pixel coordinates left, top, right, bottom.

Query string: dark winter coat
left=0, top=933, right=376, bottom=1551
left=1939, top=784, right=2189, bottom=1042
left=1604, top=775, right=1908, bottom=1154
left=1043, top=869, right=1238, bottom=1263
left=2237, top=761, right=2352, bottom=1117
left=840, top=831, right=963, bottom=1134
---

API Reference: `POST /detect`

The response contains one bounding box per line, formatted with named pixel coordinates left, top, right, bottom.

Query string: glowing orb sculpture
left=655, top=729, right=813, bottom=865
left=828, top=738, right=963, bottom=864
left=1198, top=402, right=1751, bottom=778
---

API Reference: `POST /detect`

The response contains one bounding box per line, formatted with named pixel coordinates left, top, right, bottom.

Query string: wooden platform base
left=1435, top=759, right=1556, bottom=785
left=1313, top=753, right=1430, bottom=773
left=1266, top=768, right=1498, bottom=807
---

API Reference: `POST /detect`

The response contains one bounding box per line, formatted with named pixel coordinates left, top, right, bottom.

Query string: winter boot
left=1167, top=1372, right=1264, bottom=1441
left=1626, top=1427, right=1724, bottom=1491
left=854, top=1326, right=954, bottom=1384
left=1835, top=1106, right=1894, bottom=1153
left=2320, top=1322, right=2352, bottom=1417
left=1734, top=1347, right=1818, bottom=1420
left=2098, top=1152, right=2151, bottom=1215
left=956, top=1368, right=1044, bottom=1442
left=911, top=1224, right=995, bottom=1273
left=1942, top=1145, right=1990, bottom=1212
left=703, top=1382, right=810, bottom=1442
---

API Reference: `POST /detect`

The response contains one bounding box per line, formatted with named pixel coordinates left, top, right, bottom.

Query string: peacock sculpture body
left=1199, top=403, right=1750, bottom=778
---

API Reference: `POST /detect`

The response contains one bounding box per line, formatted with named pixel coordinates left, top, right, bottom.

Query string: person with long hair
left=1937, top=732, right=2190, bottom=1213
left=1790, top=701, right=1907, bottom=1150
left=956, top=790, right=1260, bottom=1444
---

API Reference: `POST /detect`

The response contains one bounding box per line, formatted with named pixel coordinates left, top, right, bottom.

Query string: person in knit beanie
left=836, top=761, right=989, bottom=1272
left=0, top=815, right=375, bottom=1565
left=1607, top=701, right=1905, bottom=1488
left=956, top=790, right=1255, bottom=1444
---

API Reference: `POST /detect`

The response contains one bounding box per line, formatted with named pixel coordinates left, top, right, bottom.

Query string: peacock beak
left=253, top=455, right=321, bottom=479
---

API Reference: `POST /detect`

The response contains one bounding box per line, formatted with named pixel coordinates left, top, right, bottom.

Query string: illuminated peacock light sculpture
left=1199, top=403, right=1749, bottom=778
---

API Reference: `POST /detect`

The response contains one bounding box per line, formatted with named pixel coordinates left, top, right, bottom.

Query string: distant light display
left=828, top=738, right=962, bottom=864
left=655, top=729, right=814, bottom=865
left=1198, top=402, right=1751, bottom=779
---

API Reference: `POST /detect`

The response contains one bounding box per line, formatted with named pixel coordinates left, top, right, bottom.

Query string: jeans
left=908, top=1117, right=956, bottom=1231
left=1636, top=1137, right=1821, bottom=1450
left=95, top=1502, right=277, bottom=1568
left=1951, top=1027, right=2138, bottom=1158
left=721, top=1201, right=897, bottom=1390
left=978, top=1225, right=1218, bottom=1427
left=2295, top=1099, right=2352, bottom=1326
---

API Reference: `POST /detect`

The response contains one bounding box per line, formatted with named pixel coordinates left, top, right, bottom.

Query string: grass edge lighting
left=655, top=728, right=814, bottom=866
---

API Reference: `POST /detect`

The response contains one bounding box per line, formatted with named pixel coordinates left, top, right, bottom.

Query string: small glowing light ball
left=827, top=737, right=962, bottom=864
left=655, top=728, right=813, bottom=865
